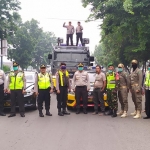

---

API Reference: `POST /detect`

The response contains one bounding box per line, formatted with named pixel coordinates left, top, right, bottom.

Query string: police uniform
left=56, top=67, right=71, bottom=116
left=105, top=63, right=118, bottom=117
left=130, top=60, right=143, bottom=119
left=34, top=65, right=53, bottom=117
left=117, top=63, right=130, bottom=118
left=72, top=63, right=90, bottom=114
left=0, top=69, right=7, bottom=116
left=7, top=62, right=26, bottom=117
left=143, top=66, right=150, bottom=119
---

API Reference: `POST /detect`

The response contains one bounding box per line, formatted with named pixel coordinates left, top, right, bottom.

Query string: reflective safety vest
left=107, top=72, right=116, bottom=89
left=144, top=71, right=150, bottom=89
left=9, top=71, right=24, bottom=90
left=59, top=70, right=69, bottom=86
left=38, top=73, right=51, bottom=89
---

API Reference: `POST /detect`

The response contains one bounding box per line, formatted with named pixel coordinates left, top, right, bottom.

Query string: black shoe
left=58, top=112, right=64, bottom=116
left=46, top=111, right=52, bottom=116
left=76, top=109, right=80, bottom=114
left=0, top=112, right=6, bottom=116
left=111, top=110, right=117, bottom=118
left=83, top=109, right=87, bottom=114
left=20, top=114, right=25, bottom=117
left=143, top=116, right=150, bottom=119
left=62, top=110, right=70, bottom=115
left=105, top=110, right=113, bottom=115
left=8, top=114, right=16, bottom=118
left=39, top=113, right=44, bottom=117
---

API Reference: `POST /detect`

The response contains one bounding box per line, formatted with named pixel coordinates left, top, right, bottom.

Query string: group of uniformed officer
left=0, top=60, right=150, bottom=119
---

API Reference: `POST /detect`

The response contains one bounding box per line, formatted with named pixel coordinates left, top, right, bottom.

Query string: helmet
left=118, top=63, right=124, bottom=68
left=131, top=59, right=138, bottom=64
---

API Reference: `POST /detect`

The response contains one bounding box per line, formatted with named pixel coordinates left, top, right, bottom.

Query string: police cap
left=78, top=63, right=84, bottom=67
left=118, top=63, right=124, bottom=68
left=131, top=59, right=138, bottom=64
left=40, top=64, right=46, bottom=68
left=13, top=62, right=19, bottom=67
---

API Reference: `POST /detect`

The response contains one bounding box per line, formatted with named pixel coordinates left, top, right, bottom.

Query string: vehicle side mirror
left=48, top=54, right=52, bottom=59
left=90, top=56, right=94, bottom=61
left=90, top=63, right=93, bottom=66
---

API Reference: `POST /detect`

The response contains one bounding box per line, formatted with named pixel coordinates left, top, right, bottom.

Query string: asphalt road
left=1, top=93, right=150, bottom=150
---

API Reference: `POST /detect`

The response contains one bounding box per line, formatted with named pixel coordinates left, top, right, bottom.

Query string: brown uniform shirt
left=72, top=70, right=90, bottom=90
left=130, top=68, right=142, bottom=91
left=94, top=72, right=106, bottom=88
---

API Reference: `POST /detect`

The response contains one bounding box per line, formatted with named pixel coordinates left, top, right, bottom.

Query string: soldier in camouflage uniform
left=117, top=63, right=130, bottom=118
left=130, top=60, right=143, bottom=119
left=105, top=63, right=118, bottom=117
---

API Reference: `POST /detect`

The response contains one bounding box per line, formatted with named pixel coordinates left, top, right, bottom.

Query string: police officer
left=130, top=59, right=143, bottom=119
left=34, top=65, right=53, bottom=117
left=117, top=63, right=130, bottom=118
left=105, top=63, right=118, bottom=117
left=0, top=69, right=7, bottom=116
left=92, top=65, right=106, bottom=115
left=7, top=62, right=26, bottom=117
left=143, top=63, right=150, bottom=119
left=72, top=63, right=90, bottom=114
left=56, top=63, right=71, bottom=116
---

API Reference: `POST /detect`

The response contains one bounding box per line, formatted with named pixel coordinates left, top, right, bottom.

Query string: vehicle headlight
left=69, top=89, right=75, bottom=95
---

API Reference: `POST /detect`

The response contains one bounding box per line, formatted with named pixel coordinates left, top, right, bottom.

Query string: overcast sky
left=19, top=0, right=102, bottom=51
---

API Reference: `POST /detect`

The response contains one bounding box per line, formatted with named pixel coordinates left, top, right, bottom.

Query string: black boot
left=83, top=108, right=87, bottom=114
left=62, top=109, right=70, bottom=115
left=20, top=113, right=25, bottom=117
left=46, top=110, right=52, bottom=116
left=8, top=114, right=16, bottom=118
left=39, top=110, right=44, bottom=117
left=111, top=110, right=117, bottom=117
left=0, top=112, right=6, bottom=116
left=58, top=109, right=64, bottom=116
left=105, top=109, right=113, bottom=115
left=76, top=108, right=80, bottom=114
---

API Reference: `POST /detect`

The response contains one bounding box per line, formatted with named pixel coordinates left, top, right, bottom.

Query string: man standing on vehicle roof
left=92, top=65, right=106, bottom=115
left=7, top=62, right=26, bottom=117
left=56, top=63, right=71, bottom=116
left=34, top=65, right=53, bottom=117
left=105, top=63, right=119, bottom=117
left=130, top=59, right=143, bottom=119
left=76, top=21, right=83, bottom=46
left=63, top=21, right=74, bottom=46
left=117, top=63, right=130, bottom=118
left=0, top=69, right=7, bottom=116
left=72, top=63, right=90, bottom=114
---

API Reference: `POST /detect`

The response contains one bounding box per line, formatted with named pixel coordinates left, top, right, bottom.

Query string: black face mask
left=132, top=64, right=137, bottom=70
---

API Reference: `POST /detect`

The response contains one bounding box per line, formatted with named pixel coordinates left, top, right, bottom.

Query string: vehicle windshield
left=25, top=73, right=35, bottom=83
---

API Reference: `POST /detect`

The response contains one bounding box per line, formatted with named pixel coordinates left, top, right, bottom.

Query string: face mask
left=13, top=66, right=18, bottom=71
left=132, top=64, right=137, bottom=70
left=148, top=67, right=150, bottom=71
left=78, top=67, right=83, bottom=71
left=118, top=68, right=123, bottom=72
left=61, top=66, right=66, bottom=70
left=108, top=70, right=113, bottom=73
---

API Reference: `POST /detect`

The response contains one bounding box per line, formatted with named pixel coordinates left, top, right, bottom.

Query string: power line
left=42, top=17, right=102, bottom=22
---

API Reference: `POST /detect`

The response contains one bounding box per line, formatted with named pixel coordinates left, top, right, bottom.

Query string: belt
left=131, top=84, right=138, bottom=87
left=76, top=86, right=87, bottom=88
left=120, top=86, right=127, bottom=88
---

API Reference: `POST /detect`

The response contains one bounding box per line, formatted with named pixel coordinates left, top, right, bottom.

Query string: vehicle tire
left=67, top=106, right=72, bottom=111
left=32, top=105, right=37, bottom=110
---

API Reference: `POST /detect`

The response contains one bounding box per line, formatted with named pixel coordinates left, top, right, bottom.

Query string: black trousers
left=76, top=33, right=83, bottom=46
left=66, top=34, right=73, bottom=46
left=57, top=86, right=68, bottom=110
left=10, top=90, right=25, bottom=114
left=38, top=88, right=51, bottom=111
left=75, top=86, right=88, bottom=109
left=0, top=84, right=4, bottom=112
left=145, top=90, right=150, bottom=117
left=93, top=88, right=105, bottom=112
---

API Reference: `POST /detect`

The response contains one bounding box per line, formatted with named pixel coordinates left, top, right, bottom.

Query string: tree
left=82, top=0, right=150, bottom=67
left=3, top=65, right=10, bottom=72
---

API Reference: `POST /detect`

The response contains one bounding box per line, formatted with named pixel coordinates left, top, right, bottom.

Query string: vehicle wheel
left=67, top=106, right=72, bottom=111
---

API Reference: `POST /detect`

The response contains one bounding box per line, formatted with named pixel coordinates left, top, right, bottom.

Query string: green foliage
left=3, top=65, right=10, bottom=72
left=82, top=0, right=150, bottom=67
left=8, top=19, right=56, bottom=69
